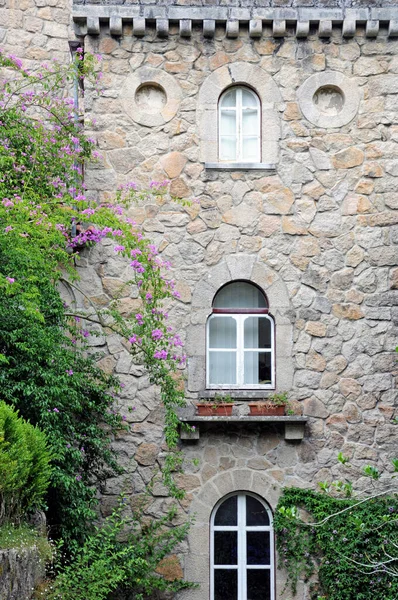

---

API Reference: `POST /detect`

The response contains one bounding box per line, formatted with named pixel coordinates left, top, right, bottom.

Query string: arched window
left=219, top=87, right=261, bottom=163
left=211, top=493, right=274, bottom=600
left=206, top=281, right=275, bottom=389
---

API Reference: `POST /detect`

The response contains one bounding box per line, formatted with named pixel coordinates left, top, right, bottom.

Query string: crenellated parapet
left=73, top=5, right=398, bottom=39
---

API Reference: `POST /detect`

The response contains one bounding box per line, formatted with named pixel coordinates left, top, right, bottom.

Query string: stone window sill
left=205, top=162, right=276, bottom=171
left=200, top=390, right=276, bottom=400
left=178, top=409, right=307, bottom=441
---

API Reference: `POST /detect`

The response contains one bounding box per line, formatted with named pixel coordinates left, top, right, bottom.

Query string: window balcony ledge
left=205, top=162, right=277, bottom=171
left=178, top=408, right=307, bottom=442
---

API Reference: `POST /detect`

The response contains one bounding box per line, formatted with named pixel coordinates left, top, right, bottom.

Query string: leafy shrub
left=0, top=401, right=52, bottom=524
left=42, top=500, right=194, bottom=600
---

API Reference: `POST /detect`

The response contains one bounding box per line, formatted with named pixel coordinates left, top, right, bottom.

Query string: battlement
left=73, top=4, right=398, bottom=39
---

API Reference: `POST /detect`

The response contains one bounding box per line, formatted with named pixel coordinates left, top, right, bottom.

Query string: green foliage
left=0, top=50, right=189, bottom=554
left=267, top=391, right=289, bottom=406
left=44, top=500, right=195, bottom=600
left=0, top=401, right=52, bottom=524
left=275, top=487, right=398, bottom=599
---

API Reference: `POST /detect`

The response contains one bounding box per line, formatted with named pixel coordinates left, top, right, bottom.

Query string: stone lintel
left=73, top=6, right=398, bottom=39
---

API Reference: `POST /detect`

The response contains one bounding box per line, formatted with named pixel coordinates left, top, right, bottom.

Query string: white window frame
left=210, top=492, right=275, bottom=600
left=206, top=313, right=275, bottom=390
left=218, top=86, right=261, bottom=163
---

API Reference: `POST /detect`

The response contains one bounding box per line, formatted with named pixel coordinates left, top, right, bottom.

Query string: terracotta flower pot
left=196, top=403, right=234, bottom=416
left=248, top=403, right=285, bottom=416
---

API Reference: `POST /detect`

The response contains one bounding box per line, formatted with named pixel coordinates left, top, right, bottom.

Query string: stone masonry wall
left=75, top=20, right=398, bottom=598
left=1, top=0, right=73, bottom=66
left=2, top=2, right=398, bottom=598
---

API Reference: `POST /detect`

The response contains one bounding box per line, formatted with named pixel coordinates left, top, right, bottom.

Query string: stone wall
left=2, top=2, right=398, bottom=598
left=74, top=18, right=398, bottom=598
left=1, top=0, right=73, bottom=65
left=0, top=547, right=46, bottom=600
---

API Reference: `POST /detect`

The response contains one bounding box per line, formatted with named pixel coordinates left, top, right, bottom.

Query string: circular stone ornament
left=121, top=67, right=182, bottom=127
left=297, top=72, right=360, bottom=128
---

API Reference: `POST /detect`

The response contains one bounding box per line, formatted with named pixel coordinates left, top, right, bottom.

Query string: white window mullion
left=237, top=88, right=242, bottom=162
left=238, top=494, right=245, bottom=600
left=236, top=316, right=244, bottom=387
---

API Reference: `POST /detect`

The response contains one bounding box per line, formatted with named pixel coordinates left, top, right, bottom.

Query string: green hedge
left=0, top=401, right=52, bottom=524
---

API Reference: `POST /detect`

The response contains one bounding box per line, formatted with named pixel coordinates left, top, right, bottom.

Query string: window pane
left=242, top=108, right=258, bottom=135
left=209, top=351, right=236, bottom=385
left=220, top=136, right=236, bottom=161
left=214, top=531, right=238, bottom=565
left=242, top=136, right=259, bottom=161
left=247, top=569, right=271, bottom=600
left=242, top=89, right=257, bottom=107
left=244, top=318, right=271, bottom=349
left=215, top=495, right=237, bottom=526
left=247, top=531, right=271, bottom=565
left=213, top=282, right=267, bottom=309
left=221, top=110, right=237, bottom=136
left=221, top=89, right=237, bottom=108
left=215, top=569, right=237, bottom=600
left=246, top=495, right=270, bottom=526
left=244, top=352, right=272, bottom=385
left=209, top=317, right=236, bottom=349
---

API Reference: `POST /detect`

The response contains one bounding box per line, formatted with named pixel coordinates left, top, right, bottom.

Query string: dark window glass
left=246, top=495, right=270, bottom=526
left=215, top=569, right=238, bottom=600
left=244, top=317, right=271, bottom=349
left=215, top=495, right=237, bottom=526
left=214, top=531, right=238, bottom=565
left=246, top=531, right=270, bottom=565
left=247, top=569, right=271, bottom=600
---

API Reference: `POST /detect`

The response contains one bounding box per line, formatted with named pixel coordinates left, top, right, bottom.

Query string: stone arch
left=197, top=63, right=282, bottom=165
left=187, top=254, right=293, bottom=393
left=183, top=469, right=282, bottom=600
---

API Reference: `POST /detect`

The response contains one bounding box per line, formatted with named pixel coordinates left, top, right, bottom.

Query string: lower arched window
left=210, top=493, right=274, bottom=600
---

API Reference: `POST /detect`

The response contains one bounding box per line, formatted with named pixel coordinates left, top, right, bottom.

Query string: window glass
left=209, top=317, right=236, bottom=349
left=209, top=352, right=236, bottom=385
left=215, top=495, right=237, bottom=526
left=219, top=87, right=260, bottom=163
left=246, top=532, right=270, bottom=565
left=244, top=352, right=272, bottom=386
left=215, top=531, right=238, bottom=565
left=242, top=88, right=257, bottom=107
left=244, top=317, right=271, bottom=349
left=208, top=283, right=273, bottom=388
left=215, top=570, right=238, bottom=600
left=246, top=495, right=270, bottom=526
left=242, top=109, right=258, bottom=135
left=212, top=494, right=273, bottom=600
left=222, top=89, right=237, bottom=108
left=213, top=282, right=267, bottom=309
left=247, top=570, right=271, bottom=600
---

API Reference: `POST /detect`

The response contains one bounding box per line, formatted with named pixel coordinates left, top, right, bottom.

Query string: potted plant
left=248, top=392, right=290, bottom=416
left=196, top=394, right=234, bottom=416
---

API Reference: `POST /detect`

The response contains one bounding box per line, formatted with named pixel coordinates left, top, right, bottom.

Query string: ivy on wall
left=275, top=486, right=398, bottom=600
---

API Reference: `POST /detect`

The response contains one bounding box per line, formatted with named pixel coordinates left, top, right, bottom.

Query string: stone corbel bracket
left=73, top=6, right=398, bottom=39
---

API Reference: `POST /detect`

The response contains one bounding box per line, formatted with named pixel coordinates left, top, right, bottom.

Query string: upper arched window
left=211, top=492, right=275, bottom=600
left=206, top=281, right=275, bottom=389
left=219, top=87, right=261, bottom=163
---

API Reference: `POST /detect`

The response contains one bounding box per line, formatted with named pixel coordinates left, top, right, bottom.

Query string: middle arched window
left=206, top=281, right=275, bottom=389
left=219, top=87, right=261, bottom=163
